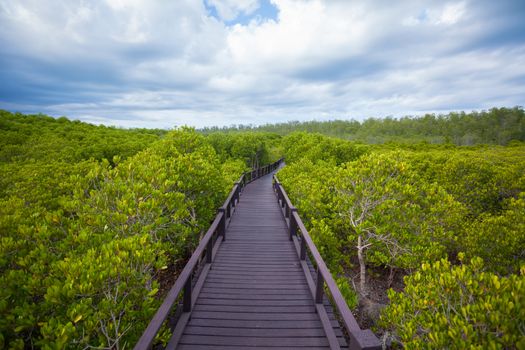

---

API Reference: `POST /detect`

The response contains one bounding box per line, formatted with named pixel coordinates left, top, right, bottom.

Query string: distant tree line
left=200, top=107, right=525, bottom=146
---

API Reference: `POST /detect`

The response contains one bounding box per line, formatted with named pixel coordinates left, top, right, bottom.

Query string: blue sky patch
left=205, top=0, right=278, bottom=26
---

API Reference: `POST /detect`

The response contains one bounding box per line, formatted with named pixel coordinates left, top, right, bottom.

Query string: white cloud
left=226, top=0, right=371, bottom=73
left=437, top=2, right=467, bottom=25
left=0, top=0, right=524, bottom=127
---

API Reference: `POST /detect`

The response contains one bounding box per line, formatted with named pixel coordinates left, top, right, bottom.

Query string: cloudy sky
left=0, top=0, right=524, bottom=128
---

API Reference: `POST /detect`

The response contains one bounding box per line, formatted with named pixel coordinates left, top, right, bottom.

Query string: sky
left=0, top=0, right=524, bottom=128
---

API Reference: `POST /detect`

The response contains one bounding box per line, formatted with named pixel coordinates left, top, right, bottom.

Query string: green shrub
left=379, top=256, right=525, bottom=349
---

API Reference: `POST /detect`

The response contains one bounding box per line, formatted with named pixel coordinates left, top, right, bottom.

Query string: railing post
left=315, top=268, right=324, bottom=304
left=183, top=277, right=192, bottom=312
left=289, top=208, right=297, bottom=240
left=300, top=236, right=306, bottom=260
left=218, top=208, right=226, bottom=241
left=206, top=235, right=213, bottom=263
left=234, top=182, right=240, bottom=205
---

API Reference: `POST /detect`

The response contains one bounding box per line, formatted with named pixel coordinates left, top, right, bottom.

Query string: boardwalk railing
left=134, top=159, right=283, bottom=350
left=273, top=175, right=381, bottom=350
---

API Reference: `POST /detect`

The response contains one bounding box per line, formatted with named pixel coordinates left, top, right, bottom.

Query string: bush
left=379, top=256, right=525, bottom=349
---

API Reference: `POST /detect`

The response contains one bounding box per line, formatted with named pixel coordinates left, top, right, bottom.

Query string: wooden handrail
left=134, top=158, right=283, bottom=350
left=134, top=212, right=224, bottom=350
left=273, top=175, right=381, bottom=350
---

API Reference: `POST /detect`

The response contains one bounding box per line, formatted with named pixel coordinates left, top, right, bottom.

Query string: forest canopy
left=200, top=106, right=525, bottom=146
left=1, top=109, right=524, bottom=349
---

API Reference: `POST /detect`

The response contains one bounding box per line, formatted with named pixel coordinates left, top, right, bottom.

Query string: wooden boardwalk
left=177, top=173, right=345, bottom=349
left=135, top=160, right=380, bottom=350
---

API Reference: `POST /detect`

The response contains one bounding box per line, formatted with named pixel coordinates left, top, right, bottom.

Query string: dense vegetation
left=1, top=108, right=524, bottom=349
left=276, top=132, right=525, bottom=348
left=0, top=111, right=256, bottom=348
left=201, top=106, right=525, bottom=145
left=0, top=111, right=166, bottom=164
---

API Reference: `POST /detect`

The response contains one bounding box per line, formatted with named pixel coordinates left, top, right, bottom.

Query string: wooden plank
left=216, top=250, right=296, bottom=255
left=189, top=317, right=342, bottom=329
left=207, top=271, right=304, bottom=278
left=190, top=311, right=320, bottom=321
left=183, top=326, right=327, bottom=337
left=192, top=305, right=316, bottom=313
left=213, top=258, right=301, bottom=263
left=205, top=276, right=307, bottom=283
left=178, top=345, right=329, bottom=350
left=209, top=265, right=302, bottom=271
left=178, top=335, right=329, bottom=347
left=197, top=292, right=314, bottom=300
left=202, top=282, right=308, bottom=290
left=199, top=287, right=311, bottom=295
left=316, top=303, right=342, bottom=350
left=195, top=298, right=314, bottom=307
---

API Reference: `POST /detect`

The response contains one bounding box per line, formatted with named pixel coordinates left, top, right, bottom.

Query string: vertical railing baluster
left=183, top=277, right=192, bottom=312
left=206, top=235, right=213, bottom=263
left=289, top=209, right=297, bottom=240
left=234, top=182, right=239, bottom=205
left=315, top=268, right=324, bottom=304
left=300, top=236, right=306, bottom=260
left=218, top=208, right=226, bottom=240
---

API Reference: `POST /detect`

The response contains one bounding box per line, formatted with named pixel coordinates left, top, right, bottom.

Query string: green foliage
left=463, top=193, right=525, bottom=275
left=3, top=109, right=525, bottom=348
left=277, top=158, right=337, bottom=226
left=205, top=132, right=281, bottom=168
left=334, top=151, right=465, bottom=271
left=0, top=117, right=245, bottom=349
left=336, top=277, right=358, bottom=310
left=277, top=159, right=351, bottom=271
left=277, top=130, right=525, bottom=335
left=408, top=146, right=525, bottom=217
left=0, top=110, right=163, bottom=163
left=281, top=132, right=368, bottom=165
left=201, top=107, right=525, bottom=145
left=379, top=257, right=525, bottom=349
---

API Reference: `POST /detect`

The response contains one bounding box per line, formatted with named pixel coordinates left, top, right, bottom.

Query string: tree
left=334, top=151, right=464, bottom=294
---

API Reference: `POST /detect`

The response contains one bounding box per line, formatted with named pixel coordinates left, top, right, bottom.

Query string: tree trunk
left=357, top=235, right=367, bottom=296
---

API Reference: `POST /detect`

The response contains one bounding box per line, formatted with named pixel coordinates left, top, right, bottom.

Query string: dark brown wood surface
left=176, top=173, right=344, bottom=349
